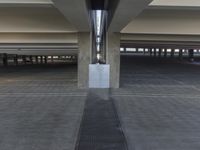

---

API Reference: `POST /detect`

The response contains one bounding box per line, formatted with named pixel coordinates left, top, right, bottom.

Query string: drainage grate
left=75, top=90, right=128, bottom=150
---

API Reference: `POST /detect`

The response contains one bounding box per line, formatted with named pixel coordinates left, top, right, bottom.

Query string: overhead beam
left=0, top=49, right=78, bottom=56
left=108, top=0, right=153, bottom=32
left=0, top=43, right=78, bottom=55
left=121, top=33, right=200, bottom=42
left=0, top=33, right=77, bottom=44
left=121, top=33, right=200, bottom=49
left=150, top=0, right=200, bottom=7
left=0, top=0, right=52, bottom=4
left=52, top=0, right=91, bottom=32
left=0, top=0, right=53, bottom=7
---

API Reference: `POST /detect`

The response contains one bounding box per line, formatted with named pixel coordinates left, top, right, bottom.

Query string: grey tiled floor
left=1, top=57, right=200, bottom=150
left=113, top=56, right=200, bottom=150
left=0, top=64, right=86, bottom=150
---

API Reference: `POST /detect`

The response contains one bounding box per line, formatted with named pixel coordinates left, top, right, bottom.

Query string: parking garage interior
left=1, top=0, right=200, bottom=150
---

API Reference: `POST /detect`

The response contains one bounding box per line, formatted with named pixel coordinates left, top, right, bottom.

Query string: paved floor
left=0, top=64, right=87, bottom=150
left=76, top=89, right=127, bottom=150
left=112, top=55, right=200, bottom=150
left=1, top=57, right=200, bottom=150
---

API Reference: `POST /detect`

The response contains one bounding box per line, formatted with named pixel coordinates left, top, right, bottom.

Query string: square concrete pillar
left=189, top=49, right=194, bottom=61
left=179, top=49, right=183, bottom=60
left=158, top=48, right=162, bottom=57
left=150, top=48, right=153, bottom=56
left=14, top=55, right=18, bottom=65
left=78, top=32, right=91, bottom=88
left=40, top=56, right=43, bottom=64
left=35, top=56, right=39, bottom=64
left=107, top=32, right=120, bottom=88
left=153, top=48, right=157, bottom=57
left=171, top=49, right=175, bottom=58
left=164, top=49, right=167, bottom=57
left=44, top=56, right=48, bottom=64
left=3, top=53, right=8, bottom=66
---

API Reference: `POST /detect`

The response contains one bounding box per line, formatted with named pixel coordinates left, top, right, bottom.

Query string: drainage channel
left=75, top=89, right=128, bottom=150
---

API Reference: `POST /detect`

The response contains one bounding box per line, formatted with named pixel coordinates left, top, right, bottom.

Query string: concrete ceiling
left=121, top=9, right=200, bottom=35
left=0, top=7, right=77, bottom=33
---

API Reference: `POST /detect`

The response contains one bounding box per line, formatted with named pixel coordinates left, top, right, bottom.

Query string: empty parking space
left=0, top=64, right=86, bottom=150
left=113, top=55, right=200, bottom=150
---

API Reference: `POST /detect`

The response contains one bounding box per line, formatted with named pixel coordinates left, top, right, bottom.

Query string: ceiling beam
left=0, top=0, right=53, bottom=7
left=121, top=33, right=200, bottom=49
left=52, top=0, right=91, bottom=32
left=0, top=0, right=53, bottom=4
left=150, top=0, right=200, bottom=7
left=108, top=0, right=153, bottom=32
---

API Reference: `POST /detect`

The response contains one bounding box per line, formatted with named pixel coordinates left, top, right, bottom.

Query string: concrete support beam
left=143, top=48, right=146, bottom=55
left=44, top=56, right=48, bottom=64
left=158, top=48, right=162, bottom=57
left=3, top=53, right=8, bottom=66
left=51, top=56, right=54, bottom=63
left=189, top=49, right=194, bottom=61
left=40, top=56, right=43, bottom=64
left=164, top=49, right=167, bottom=57
left=78, top=32, right=91, bottom=88
left=108, top=0, right=153, bottom=32
left=136, top=48, right=138, bottom=54
left=124, top=47, right=127, bottom=53
left=52, top=0, right=90, bottom=32
left=30, top=56, right=33, bottom=64
left=22, top=55, right=26, bottom=64
left=150, top=48, right=153, bottom=56
left=153, top=48, right=156, bottom=57
left=179, top=49, right=183, bottom=60
left=107, top=32, right=120, bottom=88
left=35, top=56, right=39, bottom=64
left=171, top=49, right=175, bottom=58
left=14, top=55, right=18, bottom=65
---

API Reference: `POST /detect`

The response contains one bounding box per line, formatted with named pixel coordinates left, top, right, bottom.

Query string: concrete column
left=22, top=55, right=26, bottom=64
left=136, top=48, right=138, bottom=54
left=107, top=32, right=120, bottom=88
left=124, top=47, right=127, bottom=53
left=35, top=56, right=39, bottom=64
left=30, top=56, right=33, bottom=64
left=14, top=55, right=18, bottom=65
left=143, top=48, right=146, bottom=55
left=189, top=49, right=194, bottom=61
left=153, top=48, right=156, bottom=57
left=171, top=49, right=175, bottom=58
left=179, top=49, right=183, bottom=60
left=40, top=56, right=43, bottom=64
left=150, top=48, right=153, bottom=56
left=3, top=53, right=8, bottom=66
left=164, top=49, right=167, bottom=57
left=44, top=56, right=48, bottom=64
left=158, top=48, right=162, bottom=57
left=78, top=32, right=91, bottom=88
left=146, top=48, right=149, bottom=55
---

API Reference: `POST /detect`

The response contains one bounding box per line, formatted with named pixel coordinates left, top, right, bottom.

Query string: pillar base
left=89, top=64, right=110, bottom=88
